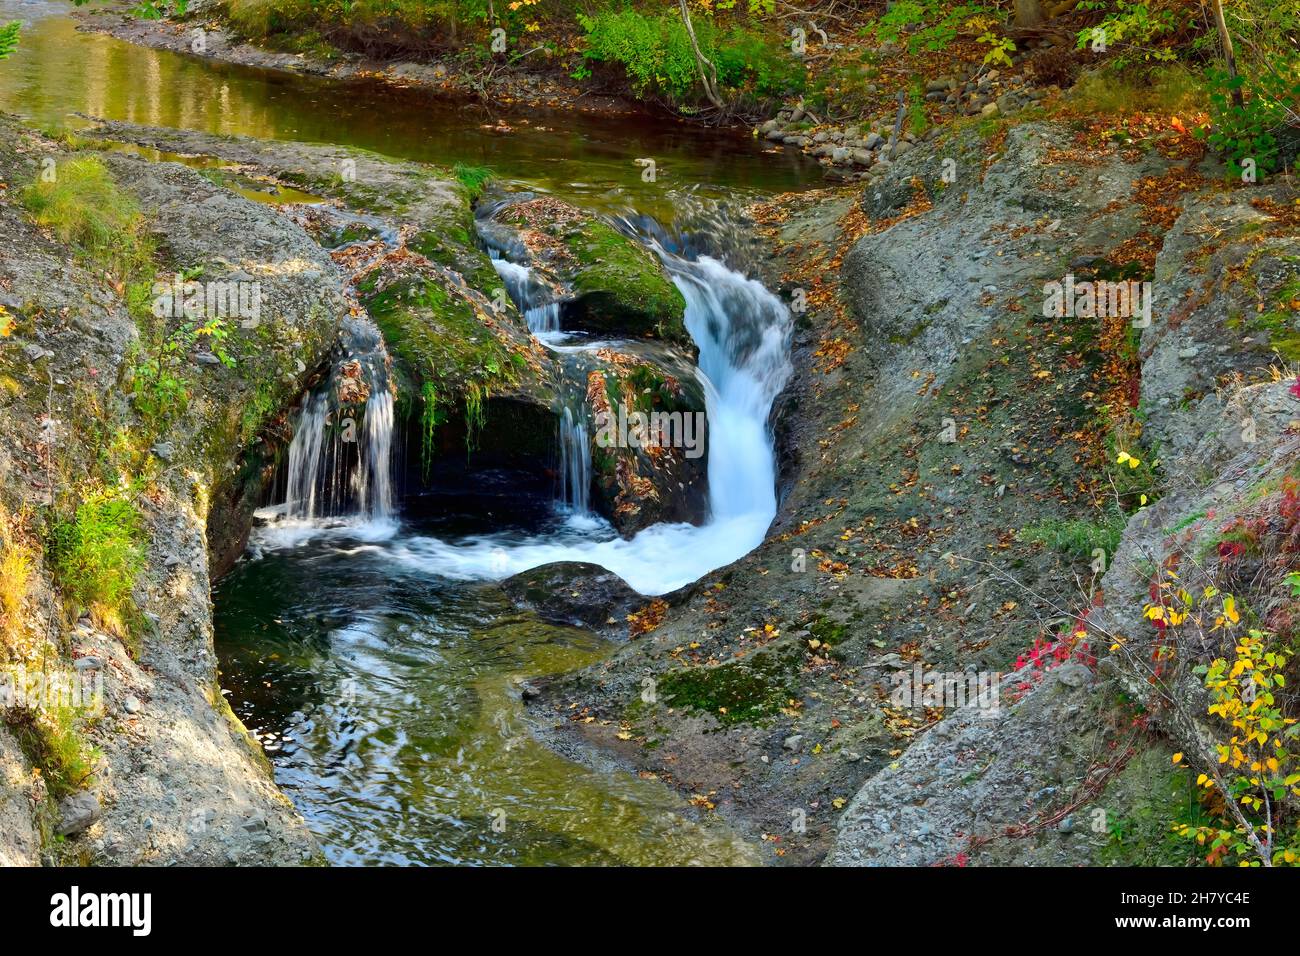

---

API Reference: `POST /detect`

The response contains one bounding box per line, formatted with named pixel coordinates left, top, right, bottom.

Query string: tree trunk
left=1014, top=0, right=1046, bottom=28
left=1209, top=0, right=1245, bottom=109
left=678, top=0, right=725, bottom=109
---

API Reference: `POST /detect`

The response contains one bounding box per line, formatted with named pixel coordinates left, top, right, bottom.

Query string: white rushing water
left=257, top=317, right=398, bottom=548
left=257, top=235, right=791, bottom=595
left=385, top=252, right=793, bottom=595
left=559, top=403, right=593, bottom=517
left=490, top=255, right=560, bottom=337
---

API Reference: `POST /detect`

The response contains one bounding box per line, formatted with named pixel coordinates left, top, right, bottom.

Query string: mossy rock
left=562, top=220, right=687, bottom=343
left=488, top=196, right=688, bottom=345
left=657, top=644, right=800, bottom=726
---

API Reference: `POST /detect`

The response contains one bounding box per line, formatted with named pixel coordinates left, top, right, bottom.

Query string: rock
left=980, top=102, right=1000, bottom=117
left=996, top=92, right=1022, bottom=116
left=241, top=811, right=268, bottom=833
left=1053, top=662, right=1093, bottom=688
left=501, top=562, right=643, bottom=636
left=150, top=441, right=174, bottom=461
left=485, top=194, right=688, bottom=344
left=123, top=695, right=142, bottom=715
left=863, top=132, right=884, bottom=150
left=55, top=791, right=102, bottom=837
left=782, top=734, right=804, bottom=752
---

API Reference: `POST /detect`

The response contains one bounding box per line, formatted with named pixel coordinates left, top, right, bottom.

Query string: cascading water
left=263, top=316, right=397, bottom=541
left=386, top=245, right=793, bottom=595
left=559, top=403, right=593, bottom=517
left=489, top=254, right=560, bottom=337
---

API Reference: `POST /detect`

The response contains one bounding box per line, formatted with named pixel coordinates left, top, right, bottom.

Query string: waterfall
left=273, top=316, right=396, bottom=532
left=559, top=404, right=592, bottom=516
left=490, top=255, right=560, bottom=336
left=387, top=250, right=794, bottom=596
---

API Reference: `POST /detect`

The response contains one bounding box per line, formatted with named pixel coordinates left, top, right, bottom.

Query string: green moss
left=1096, top=746, right=1212, bottom=866
left=1247, top=277, right=1300, bottom=361
left=365, top=275, right=524, bottom=451
left=408, top=228, right=501, bottom=295
left=658, top=645, right=799, bottom=726
left=565, top=221, right=687, bottom=342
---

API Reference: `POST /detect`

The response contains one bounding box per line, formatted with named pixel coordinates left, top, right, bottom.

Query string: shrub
left=5, top=701, right=100, bottom=799
left=578, top=8, right=700, bottom=103
left=578, top=8, right=802, bottom=106
left=48, top=488, right=145, bottom=640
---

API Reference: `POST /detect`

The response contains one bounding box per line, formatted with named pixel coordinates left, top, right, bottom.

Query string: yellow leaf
left=1172, top=752, right=1183, bottom=763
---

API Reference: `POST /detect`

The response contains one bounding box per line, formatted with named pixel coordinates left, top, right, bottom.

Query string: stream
left=0, top=0, right=822, bottom=865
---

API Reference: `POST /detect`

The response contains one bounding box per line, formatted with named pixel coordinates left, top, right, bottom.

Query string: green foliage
left=578, top=8, right=700, bottom=102
left=452, top=163, right=493, bottom=202
left=6, top=701, right=101, bottom=798
left=976, top=30, right=1014, bottom=67
left=871, top=1, right=998, bottom=55
left=0, top=20, right=20, bottom=60
left=1203, top=67, right=1297, bottom=178
left=21, top=156, right=154, bottom=280
left=577, top=8, right=802, bottom=105
left=1020, top=510, right=1127, bottom=560
left=1075, top=1, right=1187, bottom=65
left=49, top=487, right=145, bottom=640
left=130, top=297, right=235, bottom=430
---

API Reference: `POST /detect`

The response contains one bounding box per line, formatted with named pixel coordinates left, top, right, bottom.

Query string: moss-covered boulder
left=486, top=195, right=688, bottom=344
left=360, top=256, right=557, bottom=481
left=560, top=341, right=708, bottom=535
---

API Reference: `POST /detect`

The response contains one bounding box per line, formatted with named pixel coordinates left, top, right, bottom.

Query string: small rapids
left=253, top=214, right=791, bottom=595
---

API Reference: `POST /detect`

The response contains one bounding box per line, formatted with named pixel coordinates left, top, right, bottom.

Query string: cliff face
left=528, top=117, right=1300, bottom=865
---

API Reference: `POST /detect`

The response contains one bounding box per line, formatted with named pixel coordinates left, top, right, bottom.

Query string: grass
left=48, top=487, right=145, bottom=643
left=1020, top=509, right=1127, bottom=561
left=1067, top=64, right=1207, bottom=117
left=452, top=163, right=493, bottom=202
left=5, top=701, right=100, bottom=799
left=0, top=505, right=34, bottom=653
left=21, top=155, right=154, bottom=280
